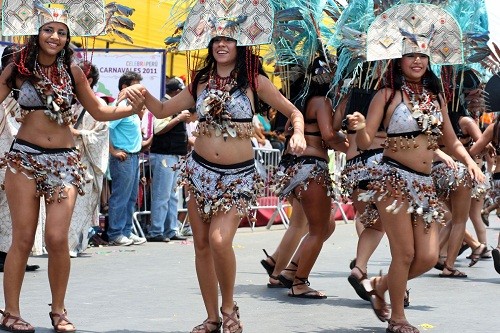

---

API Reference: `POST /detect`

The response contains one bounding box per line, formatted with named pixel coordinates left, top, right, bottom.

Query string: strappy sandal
left=439, top=265, right=467, bottom=278
left=49, top=309, right=76, bottom=333
left=468, top=244, right=487, bottom=267
left=267, top=275, right=286, bottom=288
left=361, top=274, right=389, bottom=322
left=260, top=249, right=275, bottom=277
left=386, top=320, right=420, bottom=333
left=0, top=310, right=35, bottom=333
left=220, top=303, right=242, bottom=333
left=288, top=277, right=327, bottom=299
left=276, top=261, right=298, bottom=289
left=347, top=266, right=370, bottom=301
left=191, top=317, right=222, bottom=333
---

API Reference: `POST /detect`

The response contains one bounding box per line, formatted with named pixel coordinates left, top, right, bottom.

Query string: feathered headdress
left=330, top=0, right=490, bottom=90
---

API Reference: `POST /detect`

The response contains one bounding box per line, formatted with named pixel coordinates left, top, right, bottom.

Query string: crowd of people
left=0, top=1, right=499, bottom=333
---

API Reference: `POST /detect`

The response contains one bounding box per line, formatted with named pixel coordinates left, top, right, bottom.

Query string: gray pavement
left=2, top=215, right=500, bottom=333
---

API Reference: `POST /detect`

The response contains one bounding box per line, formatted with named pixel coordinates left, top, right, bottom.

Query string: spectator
left=107, top=71, right=147, bottom=246
left=67, top=61, right=110, bottom=257
left=146, top=77, right=189, bottom=242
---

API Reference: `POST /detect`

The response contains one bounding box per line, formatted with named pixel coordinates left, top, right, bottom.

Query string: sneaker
left=109, top=235, right=134, bottom=246
left=129, top=234, right=147, bottom=245
left=170, top=234, right=187, bottom=241
left=181, top=226, right=193, bottom=236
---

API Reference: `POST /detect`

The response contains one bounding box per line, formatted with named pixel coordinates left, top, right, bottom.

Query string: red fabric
left=239, top=198, right=356, bottom=228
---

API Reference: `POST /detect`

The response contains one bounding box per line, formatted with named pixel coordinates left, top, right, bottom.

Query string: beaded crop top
left=194, top=87, right=255, bottom=140
left=383, top=89, right=443, bottom=151
left=15, top=65, right=76, bottom=126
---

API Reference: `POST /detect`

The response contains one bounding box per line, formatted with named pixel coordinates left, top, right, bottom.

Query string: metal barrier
left=250, top=147, right=290, bottom=230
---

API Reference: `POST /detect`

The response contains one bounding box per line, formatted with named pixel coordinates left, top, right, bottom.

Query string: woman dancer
left=432, top=90, right=484, bottom=277
left=348, top=50, right=483, bottom=332
left=339, top=67, right=387, bottom=302
left=126, top=35, right=305, bottom=332
left=0, top=11, right=143, bottom=333
left=263, top=56, right=348, bottom=298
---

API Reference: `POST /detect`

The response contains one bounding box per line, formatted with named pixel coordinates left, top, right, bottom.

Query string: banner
left=78, top=49, right=166, bottom=100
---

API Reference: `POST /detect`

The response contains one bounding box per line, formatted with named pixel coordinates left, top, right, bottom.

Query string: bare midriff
left=15, top=110, right=74, bottom=148
left=194, top=129, right=254, bottom=164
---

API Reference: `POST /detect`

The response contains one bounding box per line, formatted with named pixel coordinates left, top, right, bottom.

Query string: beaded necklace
left=34, top=59, right=74, bottom=124
left=200, top=69, right=240, bottom=140
left=400, top=79, right=442, bottom=135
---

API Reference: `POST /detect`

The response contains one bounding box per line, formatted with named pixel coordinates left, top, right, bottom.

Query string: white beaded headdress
left=177, top=0, right=274, bottom=51
left=2, top=0, right=106, bottom=37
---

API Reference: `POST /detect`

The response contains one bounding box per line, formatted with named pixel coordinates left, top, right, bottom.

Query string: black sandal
left=347, top=266, right=370, bottom=301
left=439, top=265, right=467, bottom=278
left=260, top=249, right=275, bottom=277
left=493, top=248, right=500, bottom=274
left=288, top=277, right=327, bottom=299
left=276, top=261, right=298, bottom=289
left=267, top=275, right=286, bottom=288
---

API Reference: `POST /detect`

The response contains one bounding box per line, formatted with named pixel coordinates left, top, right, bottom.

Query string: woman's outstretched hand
left=116, top=84, right=146, bottom=113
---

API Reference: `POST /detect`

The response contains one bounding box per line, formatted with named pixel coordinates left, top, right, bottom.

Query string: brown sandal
left=191, top=317, right=222, bottom=333
left=386, top=319, right=420, bottom=333
left=220, top=302, right=242, bottom=333
left=362, top=274, right=389, bottom=322
left=49, top=310, right=76, bottom=333
left=0, top=310, right=35, bottom=333
left=469, top=244, right=487, bottom=267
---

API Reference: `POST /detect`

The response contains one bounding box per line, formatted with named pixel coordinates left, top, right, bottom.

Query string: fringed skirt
left=358, top=156, right=445, bottom=231
left=0, top=138, right=89, bottom=203
left=178, top=150, right=263, bottom=223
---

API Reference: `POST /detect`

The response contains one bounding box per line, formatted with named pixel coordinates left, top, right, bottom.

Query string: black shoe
left=0, top=263, right=40, bottom=272
left=457, top=243, right=470, bottom=257
left=170, top=235, right=187, bottom=241
left=146, top=235, right=170, bottom=242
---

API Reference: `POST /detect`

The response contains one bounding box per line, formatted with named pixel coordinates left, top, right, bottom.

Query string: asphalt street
left=1, top=214, right=499, bottom=333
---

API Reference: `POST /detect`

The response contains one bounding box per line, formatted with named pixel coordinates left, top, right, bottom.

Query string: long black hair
left=190, top=39, right=267, bottom=99
left=12, top=27, right=73, bottom=84
left=381, top=56, right=442, bottom=109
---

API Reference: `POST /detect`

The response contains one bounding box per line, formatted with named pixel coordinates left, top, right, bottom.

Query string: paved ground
left=1, top=214, right=499, bottom=333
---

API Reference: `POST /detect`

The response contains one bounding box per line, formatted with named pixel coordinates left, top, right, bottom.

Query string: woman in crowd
left=470, top=110, right=500, bottom=273
left=0, top=10, right=144, bottom=333
left=431, top=84, right=484, bottom=277
left=262, top=57, right=348, bottom=298
left=125, top=36, right=305, bottom=333
left=337, top=65, right=387, bottom=302
left=348, top=49, right=483, bottom=332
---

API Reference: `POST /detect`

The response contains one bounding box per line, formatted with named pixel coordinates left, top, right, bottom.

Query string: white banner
left=79, top=49, right=166, bottom=100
